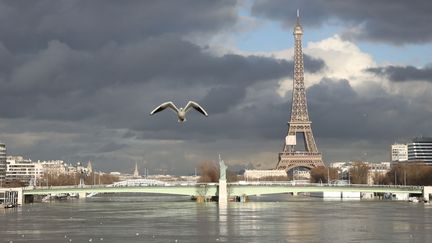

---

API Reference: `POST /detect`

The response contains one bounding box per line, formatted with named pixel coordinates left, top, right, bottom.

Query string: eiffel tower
left=276, top=10, right=324, bottom=172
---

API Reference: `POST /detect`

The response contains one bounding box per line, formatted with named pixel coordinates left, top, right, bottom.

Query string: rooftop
left=412, top=137, right=432, bottom=143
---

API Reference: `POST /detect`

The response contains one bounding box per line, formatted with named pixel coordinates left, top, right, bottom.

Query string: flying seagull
left=150, top=101, right=208, bottom=122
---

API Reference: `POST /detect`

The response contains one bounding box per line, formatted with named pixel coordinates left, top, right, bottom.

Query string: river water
left=1, top=195, right=431, bottom=242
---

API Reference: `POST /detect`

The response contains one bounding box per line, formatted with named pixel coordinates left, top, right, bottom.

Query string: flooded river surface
left=1, top=195, right=431, bottom=242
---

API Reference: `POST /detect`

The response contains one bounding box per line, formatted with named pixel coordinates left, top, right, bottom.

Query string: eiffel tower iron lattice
left=276, top=11, right=324, bottom=172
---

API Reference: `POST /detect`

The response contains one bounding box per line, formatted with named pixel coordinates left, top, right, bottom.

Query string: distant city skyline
left=0, top=1, right=431, bottom=174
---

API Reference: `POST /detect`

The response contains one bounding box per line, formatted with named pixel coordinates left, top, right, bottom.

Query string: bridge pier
left=239, top=195, right=248, bottom=202
left=424, top=186, right=432, bottom=202
left=17, top=188, right=23, bottom=205
left=218, top=179, right=227, bottom=205
left=78, top=192, right=87, bottom=199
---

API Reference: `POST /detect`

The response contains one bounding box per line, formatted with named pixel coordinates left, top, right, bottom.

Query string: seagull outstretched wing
left=184, top=101, right=208, bottom=117
left=150, top=102, right=179, bottom=115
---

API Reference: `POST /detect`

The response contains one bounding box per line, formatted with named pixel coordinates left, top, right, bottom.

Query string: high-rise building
left=408, top=137, right=432, bottom=163
left=391, top=144, right=408, bottom=162
left=0, top=142, right=6, bottom=183
left=276, top=11, right=324, bottom=172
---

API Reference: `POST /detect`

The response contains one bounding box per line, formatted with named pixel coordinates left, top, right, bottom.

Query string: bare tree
left=197, top=161, right=218, bottom=183
left=349, top=162, right=369, bottom=184
left=197, top=161, right=239, bottom=183
left=310, top=166, right=338, bottom=183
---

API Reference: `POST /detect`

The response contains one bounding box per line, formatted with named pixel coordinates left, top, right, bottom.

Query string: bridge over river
left=16, top=181, right=428, bottom=205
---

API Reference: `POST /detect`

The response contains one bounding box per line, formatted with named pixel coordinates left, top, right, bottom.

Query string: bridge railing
left=23, top=182, right=210, bottom=190
left=227, top=181, right=422, bottom=190
left=23, top=185, right=109, bottom=190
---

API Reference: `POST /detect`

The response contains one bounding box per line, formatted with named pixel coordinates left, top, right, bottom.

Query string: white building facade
left=6, top=156, right=44, bottom=185
left=243, top=170, right=287, bottom=181
left=4, top=157, right=80, bottom=185
left=37, top=160, right=68, bottom=175
left=391, top=144, right=408, bottom=162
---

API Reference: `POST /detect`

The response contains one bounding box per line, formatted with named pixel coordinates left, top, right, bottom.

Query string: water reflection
left=0, top=195, right=431, bottom=242
left=218, top=203, right=228, bottom=241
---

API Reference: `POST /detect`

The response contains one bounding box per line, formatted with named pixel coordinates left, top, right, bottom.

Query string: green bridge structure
left=15, top=182, right=430, bottom=205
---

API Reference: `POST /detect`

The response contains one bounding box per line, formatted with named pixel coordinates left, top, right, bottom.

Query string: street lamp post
left=348, top=170, right=351, bottom=185
left=394, top=171, right=397, bottom=186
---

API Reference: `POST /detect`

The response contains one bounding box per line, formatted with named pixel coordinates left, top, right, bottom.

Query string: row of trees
left=373, top=164, right=432, bottom=186
left=39, top=172, right=119, bottom=186
left=310, top=163, right=385, bottom=185
left=310, top=166, right=341, bottom=183
left=1, top=171, right=119, bottom=188
left=311, top=162, right=432, bottom=186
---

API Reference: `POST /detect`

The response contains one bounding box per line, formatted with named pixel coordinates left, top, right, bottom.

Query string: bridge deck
left=228, top=184, right=422, bottom=196
left=24, top=185, right=218, bottom=197
left=23, top=183, right=423, bottom=197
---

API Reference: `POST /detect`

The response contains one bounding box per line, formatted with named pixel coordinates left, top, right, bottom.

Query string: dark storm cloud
left=0, top=0, right=243, bottom=171
left=251, top=0, right=432, bottom=44
left=200, top=86, right=247, bottom=114
left=196, top=54, right=324, bottom=114
left=97, top=142, right=128, bottom=153
left=0, top=35, right=324, bottom=121
left=307, top=79, right=416, bottom=139
left=0, top=0, right=326, bottom=123
left=0, top=0, right=237, bottom=51
left=366, top=65, right=432, bottom=82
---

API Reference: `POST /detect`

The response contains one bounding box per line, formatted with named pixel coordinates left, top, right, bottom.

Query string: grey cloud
left=97, top=142, right=128, bottom=153
left=307, top=79, right=432, bottom=141
left=366, top=65, right=432, bottom=82
left=0, top=34, right=325, bottom=121
left=251, top=0, right=432, bottom=44
left=303, top=55, right=325, bottom=73
left=196, top=54, right=324, bottom=114
left=200, top=86, right=246, bottom=114
left=0, top=0, right=238, bottom=51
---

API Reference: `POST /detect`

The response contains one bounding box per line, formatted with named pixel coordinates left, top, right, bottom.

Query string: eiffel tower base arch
left=276, top=152, right=324, bottom=172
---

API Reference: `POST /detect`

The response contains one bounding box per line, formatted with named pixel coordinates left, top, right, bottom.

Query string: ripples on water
left=1, top=194, right=431, bottom=242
